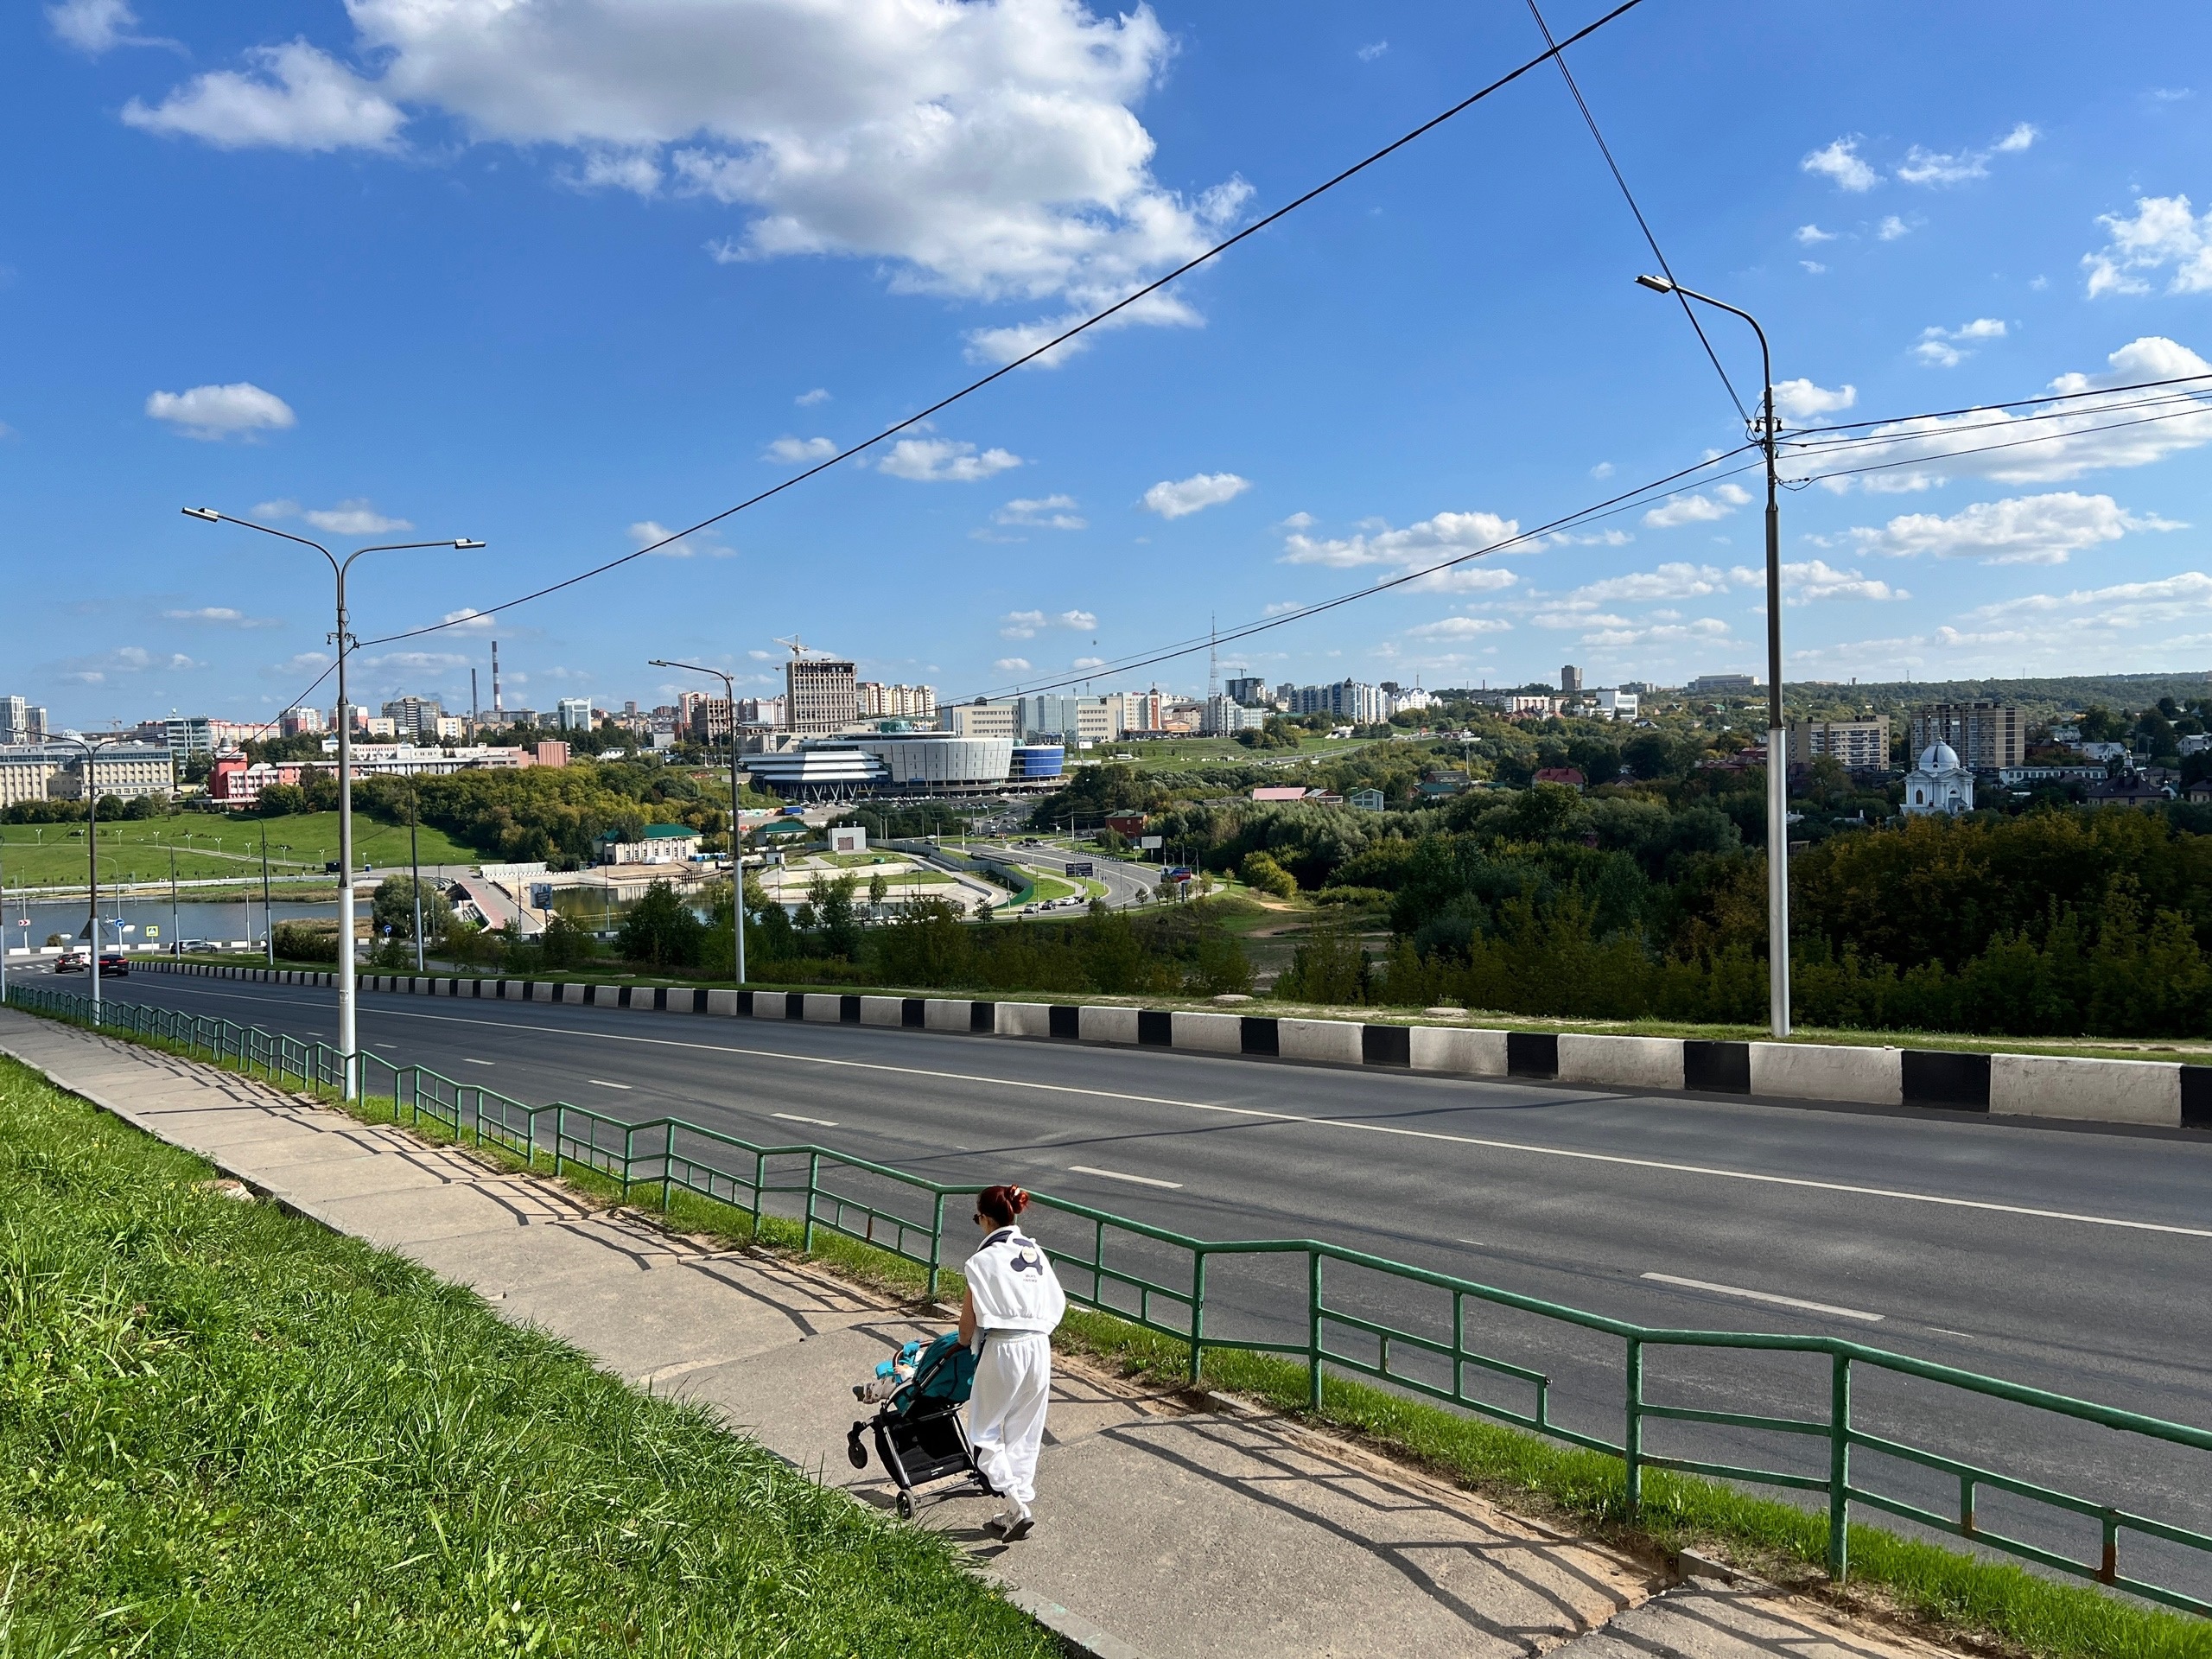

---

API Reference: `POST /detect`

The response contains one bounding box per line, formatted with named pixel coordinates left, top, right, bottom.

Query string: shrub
left=1241, top=850, right=1298, bottom=899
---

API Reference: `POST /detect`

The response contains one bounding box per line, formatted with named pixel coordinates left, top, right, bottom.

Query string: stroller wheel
left=846, top=1427, right=868, bottom=1470
left=895, top=1491, right=914, bottom=1521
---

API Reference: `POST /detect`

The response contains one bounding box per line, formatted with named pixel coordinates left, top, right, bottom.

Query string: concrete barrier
left=858, top=995, right=905, bottom=1027
left=802, top=994, right=842, bottom=1024
left=705, top=988, right=740, bottom=1016
left=1278, top=1018, right=1363, bottom=1066
left=1408, top=1026, right=1510, bottom=1076
left=1170, top=1010, right=1243, bottom=1054
left=1749, top=1043, right=1903, bottom=1106
left=1558, top=1033, right=1685, bottom=1091
left=996, top=1001, right=1054, bottom=1039
left=1079, top=1006, right=1140, bottom=1045
left=1991, top=1054, right=2180, bottom=1126
left=923, top=998, right=970, bottom=1033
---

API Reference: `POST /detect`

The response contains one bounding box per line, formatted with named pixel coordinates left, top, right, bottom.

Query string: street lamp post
left=50, top=737, right=117, bottom=1017
left=407, top=766, right=425, bottom=973
left=260, top=822, right=274, bottom=965
left=1634, top=274, right=1791, bottom=1037
left=648, top=660, right=747, bottom=998
left=185, top=508, right=485, bottom=1098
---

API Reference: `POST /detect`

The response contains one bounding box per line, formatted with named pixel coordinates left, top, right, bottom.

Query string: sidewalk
left=0, top=1007, right=1957, bottom=1659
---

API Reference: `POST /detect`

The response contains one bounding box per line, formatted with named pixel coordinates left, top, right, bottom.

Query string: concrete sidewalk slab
left=0, top=1008, right=1961, bottom=1659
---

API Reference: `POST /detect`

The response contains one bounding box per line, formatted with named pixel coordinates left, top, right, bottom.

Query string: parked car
left=99, top=952, right=129, bottom=976
left=54, top=949, right=88, bottom=972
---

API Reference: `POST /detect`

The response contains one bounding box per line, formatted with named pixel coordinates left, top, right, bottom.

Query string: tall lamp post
left=1633, top=274, right=1791, bottom=1037
left=184, top=508, right=485, bottom=1098
left=49, top=736, right=118, bottom=1018
left=648, top=659, right=747, bottom=997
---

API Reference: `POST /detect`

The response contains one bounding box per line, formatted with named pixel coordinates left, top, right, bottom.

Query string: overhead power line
left=357, top=0, right=1653, bottom=652
left=1522, top=0, right=1748, bottom=423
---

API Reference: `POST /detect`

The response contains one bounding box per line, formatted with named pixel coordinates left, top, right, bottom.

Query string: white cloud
left=1357, top=40, right=1389, bottom=60
left=796, top=387, right=831, bottom=406
left=765, top=435, right=837, bottom=463
left=628, top=519, right=734, bottom=557
left=128, top=2, right=1246, bottom=359
left=305, top=498, right=411, bottom=534
left=1775, top=558, right=1909, bottom=604
left=1795, top=224, right=1837, bottom=245
left=1141, top=471, right=1251, bottom=519
left=1589, top=462, right=1613, bottom=480
left=1772, top=378, right=1856, bottom=421
left=144, top=381, right=296, bottom=440
left=124, top=43, right=404, bottom=151
left=1878, top=214, right=1911, bottom=241
left=998, top=607, right=1095, bottom=639
left=54, top=644, right=199, bottom=683
left=1912, top=317, right=2007, bottom=368
left=48, top=0, right=167, bottom=53
left=1840, top=490, right=2183, bottom=565
left=1406, top=615, right=1512, bottom=638
left=1801, top=259, right=1828, bottom=276
left=1532, top=609, right=1628, bottom=631
left=878, top=437, right=1020, bottom=482
left=1071, top=655, right=1105, bottom=669
left=1573, top=562, right=1737, bottom=602
left=995, top=494, right=1086, bottom=530
left=747, top=649, right=774, bottom=660
left=2082, top=194, right=2212, bottom=297
left=1580, top=617, right=1731, bottom=649
left=1642, top=484, right=1751, bottom=529
left=1281, top=509, right=1519, bottom=572
left=162, top=606, right=281, bottom=627
left=1802, top=137, right=1878, bottom=193
left=1796, top=337, right=2212, bottom=491
left=439, top=607, right=497, bottom=633
left=993, top=657, right=1033, bottom=673
left=1897, top=122, right=2038, bottom=187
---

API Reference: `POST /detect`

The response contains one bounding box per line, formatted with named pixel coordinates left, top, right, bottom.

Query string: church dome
left=1916, top=741, right=1961, bottom=772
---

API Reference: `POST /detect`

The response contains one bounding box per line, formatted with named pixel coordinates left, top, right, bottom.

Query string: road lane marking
left=772, top=1111, right=838, bottom=1128
left=588, top=1078, right=633, bottom=1090
left=1068, top=1165, right=1183, bottom=1190
left=462, top=1058, right=494, bottom=1066
left=1642, top=1272, right=1882, bottom=1324
left=118, top=984, right=2212, bottom=1242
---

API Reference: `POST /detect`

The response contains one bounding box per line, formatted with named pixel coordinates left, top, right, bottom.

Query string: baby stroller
left=846, top=1331, right=992, bottom=1519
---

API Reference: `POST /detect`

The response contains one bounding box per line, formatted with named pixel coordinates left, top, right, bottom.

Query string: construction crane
left=773, top=635, right=830, bottom=659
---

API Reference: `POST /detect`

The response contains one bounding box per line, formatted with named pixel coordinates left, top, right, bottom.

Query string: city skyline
left=3, top=1, right=2209, bottom=729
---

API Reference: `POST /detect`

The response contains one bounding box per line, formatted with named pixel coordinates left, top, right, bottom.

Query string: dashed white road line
left=772, top=1111, right=838, bottom=1128
left=1642, top=1272, right=1883, bottom=1324
left=462, top=1058, right=493, bottom=1066
left=1068, top=1164, right=1184, bottom=1190
left=118, top=982, right=2212, bottom=1242
left=588, top=1078, right=633, bottom=1090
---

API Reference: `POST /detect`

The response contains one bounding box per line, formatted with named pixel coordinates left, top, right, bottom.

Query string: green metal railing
left=11, top=978, right=2212, bottom=1615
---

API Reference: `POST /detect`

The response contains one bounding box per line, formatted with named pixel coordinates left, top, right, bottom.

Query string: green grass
left=19, top=998, right=2212, bottom=1659
left=0, top=1055, right=1056, bottom=1658
left=0, top=812, right=480, bottom=889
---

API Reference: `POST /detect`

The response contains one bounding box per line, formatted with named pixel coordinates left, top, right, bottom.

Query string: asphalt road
left=47, top=967, right=2212, bottom=1594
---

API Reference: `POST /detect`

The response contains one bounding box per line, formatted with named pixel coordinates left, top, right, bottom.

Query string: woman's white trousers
left=967, top=1332, right=1052, bottom=1508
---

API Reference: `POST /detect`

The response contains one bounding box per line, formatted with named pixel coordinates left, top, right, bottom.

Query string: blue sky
left=5, top=0, right=2211, bottom=732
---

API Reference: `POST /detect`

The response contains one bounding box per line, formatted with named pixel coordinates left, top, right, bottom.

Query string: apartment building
left=856, top=681, right=938, bottom=720
left=0, top=696, right=48, bottom=744
left=940, top=700, right=1020, bottom=740
left=785, top=656, right=858, bottom=734
left=1789, top=715, right=1893, bottom=773
left=1909, top=702, right=2024, bottom=771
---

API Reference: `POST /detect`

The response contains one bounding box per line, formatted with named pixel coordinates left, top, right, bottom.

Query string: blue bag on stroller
left=846, top=1332, right=990, bottom=1518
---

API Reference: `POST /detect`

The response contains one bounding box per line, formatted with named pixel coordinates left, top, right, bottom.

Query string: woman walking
left=959, top=1185, right=1066, bottom=1541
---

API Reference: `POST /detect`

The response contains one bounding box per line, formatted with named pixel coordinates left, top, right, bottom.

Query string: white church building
left=1904, top=741, right=1974, bottom=817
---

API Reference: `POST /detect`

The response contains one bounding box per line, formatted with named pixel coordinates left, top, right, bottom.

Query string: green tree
left=371, top=875, right=452, bottom=944
left=1240, top=850, right=1297, bottom=898
left=616, top=879, right=707, bottom=969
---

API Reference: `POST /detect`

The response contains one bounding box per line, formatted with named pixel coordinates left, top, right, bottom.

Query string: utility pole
left=170, top=847, right=180, bottom=958
left=649, top=658, right=747, bottom=997
left=1635, top=274, right=1791, bottom=1037
left=408, top=766, right=425, bottom=973
left=259, top=823, right=273, bottom=965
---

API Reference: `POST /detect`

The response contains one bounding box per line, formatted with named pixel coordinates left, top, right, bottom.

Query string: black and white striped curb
left=145, top=959, right=2212, bottom=1133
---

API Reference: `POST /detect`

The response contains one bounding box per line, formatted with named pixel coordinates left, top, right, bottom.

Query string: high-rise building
left=786, top=655, right=858, bottom=734
left=556, top=697, right=594, bottom=732
left=1201, top=696, right=1267, bottom=735
left=1287, top=680, right=1385, bottom=724
left=941, top=700, right=1020, bottom=740
left=1561, top=664, right=1583, bottom=694
left=1790, top=715, right=1891, bottom=772
left=1014, top=694, right=1120, bottom=744
left=1116, top=690, right=1165, bottom=734
left=279, top=705, right=326, bottom=737
left=856, top=681, right=939, bottom=719
left=1224, top=676, right=1268, bottom=708
left=1909, top=702, right=2024, bottom=771
left=381, top=696, right=443, bottom=740
left=0, top=696, right=34, bottom=743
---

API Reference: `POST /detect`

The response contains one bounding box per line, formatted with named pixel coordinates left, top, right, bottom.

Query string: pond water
left=3, top=895, right=338, bottom=950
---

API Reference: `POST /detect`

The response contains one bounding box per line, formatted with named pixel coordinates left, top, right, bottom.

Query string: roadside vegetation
left=0, top=1054, right=1056, bottom=1657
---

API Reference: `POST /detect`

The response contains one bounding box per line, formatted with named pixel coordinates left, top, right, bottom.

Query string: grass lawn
left=0, top=1055, right=1055, bottom=1657
left=0, top=811, right=480, bottom=889
left=1101, top=735, right=1374, bottom=769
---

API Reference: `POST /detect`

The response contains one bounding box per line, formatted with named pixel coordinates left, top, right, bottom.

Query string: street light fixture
left=1634, top=274, right=1792, bottom=1037
left=648, top=659, right=747, bottom=998
left=184, top=507, right=486, bottom=1099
